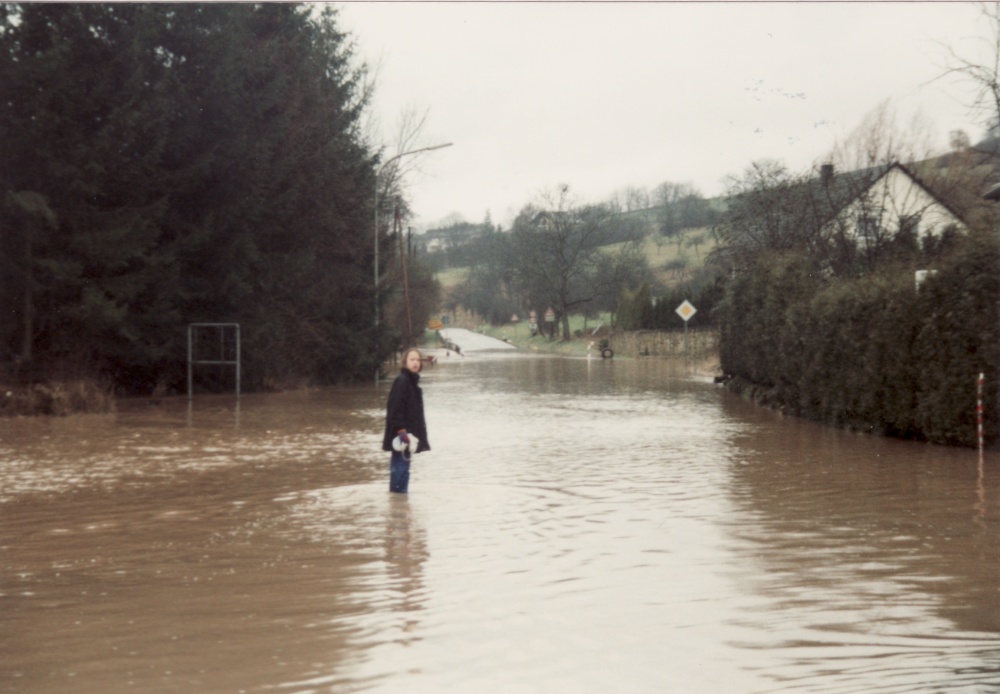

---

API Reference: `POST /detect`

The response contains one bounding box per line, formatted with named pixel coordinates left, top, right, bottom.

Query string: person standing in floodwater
left=382, top=348, right=431, bottom=493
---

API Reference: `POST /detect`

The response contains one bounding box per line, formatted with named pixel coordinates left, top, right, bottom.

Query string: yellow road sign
left=675, top=300, right=697, bottom=322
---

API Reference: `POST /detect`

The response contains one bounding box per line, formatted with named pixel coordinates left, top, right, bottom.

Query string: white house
left=819, top=162, right=966, bottom=248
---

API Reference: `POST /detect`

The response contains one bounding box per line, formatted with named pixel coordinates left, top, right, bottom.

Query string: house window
left=898, top=214, right=921, bottom=238
left=856, top=214, right=879, bottom=246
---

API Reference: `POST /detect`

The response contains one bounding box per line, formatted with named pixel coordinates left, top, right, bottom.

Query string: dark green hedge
left=718, top=233, right=999, bottom=447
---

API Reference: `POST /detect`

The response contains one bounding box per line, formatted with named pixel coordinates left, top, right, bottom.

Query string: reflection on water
left=717, top=396, right=1000, bottom=691
left=1, top=354, right=997, bottom=693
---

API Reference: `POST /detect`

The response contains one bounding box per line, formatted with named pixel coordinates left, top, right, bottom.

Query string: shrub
left=718, top=232, right=999, bottom=447
left=913, top=232, right=1000, bottom=445
left=0, top=379, right=115, bottom=416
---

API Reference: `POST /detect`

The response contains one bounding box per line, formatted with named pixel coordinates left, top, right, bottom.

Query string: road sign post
left=675, top=300, right=697, bottom=360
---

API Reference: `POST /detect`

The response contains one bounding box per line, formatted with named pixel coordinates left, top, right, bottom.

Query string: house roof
left=808, top=161, right=968, bottom=229
left=983, top=180, right=1000, bottom=201
left=888, top=162, right=969, bottom=225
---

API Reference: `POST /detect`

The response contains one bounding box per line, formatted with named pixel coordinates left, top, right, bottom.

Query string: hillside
left=433, top=224, right=716, bottom=291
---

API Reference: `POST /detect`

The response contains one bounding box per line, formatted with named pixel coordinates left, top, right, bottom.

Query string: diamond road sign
left=675, top=300, right=697, bottom=322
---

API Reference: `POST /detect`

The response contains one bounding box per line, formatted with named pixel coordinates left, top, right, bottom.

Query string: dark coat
left=382, top=369, right=430, bottom=453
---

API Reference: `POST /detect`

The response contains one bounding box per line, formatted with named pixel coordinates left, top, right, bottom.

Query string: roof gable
left=811, top=161, right=967, bottom=233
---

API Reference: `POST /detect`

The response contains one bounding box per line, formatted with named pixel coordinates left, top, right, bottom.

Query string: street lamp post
left=373, top=142, right=452, bottom=381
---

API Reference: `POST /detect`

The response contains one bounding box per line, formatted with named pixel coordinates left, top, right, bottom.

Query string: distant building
left=421, top=222, right=490, bottom=254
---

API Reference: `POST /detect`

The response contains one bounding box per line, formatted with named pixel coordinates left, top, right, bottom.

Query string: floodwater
left=2, top=347, right=998, bottom=693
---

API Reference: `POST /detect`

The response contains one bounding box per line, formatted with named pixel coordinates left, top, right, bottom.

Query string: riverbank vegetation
left=0, top=4, right=434, bottom=408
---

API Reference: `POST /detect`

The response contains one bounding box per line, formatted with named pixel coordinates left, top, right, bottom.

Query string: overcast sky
left=335, top=1, right=990, bottom=231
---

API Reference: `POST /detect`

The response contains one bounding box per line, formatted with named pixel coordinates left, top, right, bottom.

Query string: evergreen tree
left=0, top=4, right=179, bottom=384
left=0, top=4, right=379, bottom=391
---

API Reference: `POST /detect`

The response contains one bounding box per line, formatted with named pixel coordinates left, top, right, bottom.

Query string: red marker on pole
left=977, top=372, right=984, bottom=454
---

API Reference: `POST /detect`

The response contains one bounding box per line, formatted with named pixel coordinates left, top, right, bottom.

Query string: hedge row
left=718, top=233, right=999, bottom=447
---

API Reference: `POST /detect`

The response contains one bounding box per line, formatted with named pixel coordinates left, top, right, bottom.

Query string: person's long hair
left=401, top=347, right=423, bottom=372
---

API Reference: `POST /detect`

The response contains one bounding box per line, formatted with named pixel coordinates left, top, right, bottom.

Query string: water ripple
left=2, top=356, right=997, bottom=693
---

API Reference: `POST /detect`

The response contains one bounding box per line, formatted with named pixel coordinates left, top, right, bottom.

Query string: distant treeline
left=718, top=232, right=999, bottom=447
left=0, top=4, right=420, bottom=394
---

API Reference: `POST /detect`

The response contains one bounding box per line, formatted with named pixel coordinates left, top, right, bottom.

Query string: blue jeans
left=389, top=450, right=410, bottom=493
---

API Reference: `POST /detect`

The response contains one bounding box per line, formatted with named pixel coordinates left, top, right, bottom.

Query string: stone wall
left=608, top=328, right=719, bottom=362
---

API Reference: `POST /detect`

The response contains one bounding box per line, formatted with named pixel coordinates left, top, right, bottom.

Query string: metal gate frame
left=187, top=323, right=240, bottom=399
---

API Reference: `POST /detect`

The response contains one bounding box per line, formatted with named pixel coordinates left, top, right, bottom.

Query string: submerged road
left=431, top=326, right=516, bottom=353
left=2, top=351, right=997, bottom=692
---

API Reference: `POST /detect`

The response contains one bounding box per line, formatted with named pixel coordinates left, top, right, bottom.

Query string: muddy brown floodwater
left=2, top=351, right=998, bottom=693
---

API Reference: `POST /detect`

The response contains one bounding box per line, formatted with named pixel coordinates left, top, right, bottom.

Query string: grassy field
left=435, top=266, right=467, bottom=290
left=621, top=226, right=716, bottom=287
left=434, top=226, right=715, bottom=291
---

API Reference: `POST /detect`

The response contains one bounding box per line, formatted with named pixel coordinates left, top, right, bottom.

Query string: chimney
left=820, top=163, right=834, bottom=187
